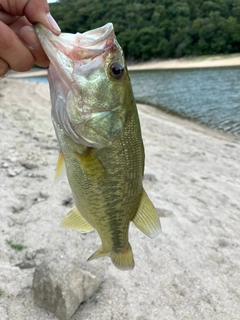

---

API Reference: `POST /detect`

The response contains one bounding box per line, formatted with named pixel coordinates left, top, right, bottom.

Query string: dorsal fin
left=132, top=189, right=161, bottom=238
left=60, top=206, right=94, bottom=233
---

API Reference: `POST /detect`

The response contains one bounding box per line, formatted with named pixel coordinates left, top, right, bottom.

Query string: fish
left=35, top=22, right=161, bottom=270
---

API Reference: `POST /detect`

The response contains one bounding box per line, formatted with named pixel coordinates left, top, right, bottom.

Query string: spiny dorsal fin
left=55, top=152, right=66, bottom=181
left=60, top=206, right=94, bottom=233
left=132, top=189, right=161, bottom=238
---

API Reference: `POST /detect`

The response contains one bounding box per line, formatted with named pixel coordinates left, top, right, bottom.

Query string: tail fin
left=110, top=243, right=135, bottom=271
left=87, top=243, right=135, bottom=271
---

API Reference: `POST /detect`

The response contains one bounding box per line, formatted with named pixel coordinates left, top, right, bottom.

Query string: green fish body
left=35, top=23, right=161, bottom=270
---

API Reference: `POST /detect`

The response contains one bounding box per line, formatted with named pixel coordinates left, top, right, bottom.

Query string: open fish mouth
left=35, top=23, right=126, bottom=148
left=35, top=22, right=115, bottom=55
left=35, top=23, right=116, bottom=76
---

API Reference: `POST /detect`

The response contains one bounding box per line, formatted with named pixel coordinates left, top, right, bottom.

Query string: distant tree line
left=50, top=0, right=240, bottom=61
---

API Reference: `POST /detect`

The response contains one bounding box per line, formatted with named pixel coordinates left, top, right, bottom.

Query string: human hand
left=0, top=0, right=61, bottom=76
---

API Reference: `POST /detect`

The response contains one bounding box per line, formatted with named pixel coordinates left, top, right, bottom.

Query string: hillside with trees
left=50, top=0, right=240, bottom=61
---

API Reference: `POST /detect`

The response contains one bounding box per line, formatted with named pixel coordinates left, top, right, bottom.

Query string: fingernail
left=47, top=13, right=61, bottom=34
left=20, top=26, right=40, bottom=50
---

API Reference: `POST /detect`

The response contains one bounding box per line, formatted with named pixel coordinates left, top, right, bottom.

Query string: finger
left=0, top=21, right=34, bottom=72
left=5, top=17, right=49, bottom=68
left=25, top=1, right=61, bottom=35
left=1, top=0, right=61, bottom=34
left=6, top=16, right=32, bottom=35
left=20, top=26, right=49, bottom=67
left=10, top=18, right=49, bottom=67
left=0, top=58, right=9, bottom=77
left=0, top=10, right=19, bottom=24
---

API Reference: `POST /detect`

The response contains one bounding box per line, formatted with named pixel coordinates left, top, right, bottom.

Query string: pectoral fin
left=55, top=152, right=66, bottom=181
left=60, top=206, right=94, bottom=233
left=75, top=149, right=106, bottom=177
left=132, top=189, right=161, bottom=238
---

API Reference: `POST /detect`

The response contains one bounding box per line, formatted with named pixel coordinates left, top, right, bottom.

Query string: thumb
left=0, top=0, right=61, bottom=35
left=24, top=0, right=61, bottom=35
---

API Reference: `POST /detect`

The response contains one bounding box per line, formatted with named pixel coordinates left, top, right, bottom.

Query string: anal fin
left=132, top=189, right=161, bottom=238
left=87, top=246, right=109, bottom=261
left=60, top=206, right=94, bottom=233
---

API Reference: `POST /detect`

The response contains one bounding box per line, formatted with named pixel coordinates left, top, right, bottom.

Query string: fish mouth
left=35, top=23, right=116, bottom=76
left=35, top=23, right=124, bottom=148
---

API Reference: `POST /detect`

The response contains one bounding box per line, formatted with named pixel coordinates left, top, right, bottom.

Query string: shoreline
left=128, top=53, right=240, bottom=70
left=138, top=101, right=240, bottom=140
left=138, top=103, right=238, bottom=143
left=6, top=77, right=240, bottom=140
left=8, top=54, right=240, bottom=79
left=3, top=79, right=237, bottom=142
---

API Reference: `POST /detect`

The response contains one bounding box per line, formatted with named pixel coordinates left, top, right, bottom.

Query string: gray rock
left=62, top=196, right=74, bottom=207
left=20, top=162, right=39, bottom=170
left=11, top=205, right=24, bottom=213
left=32, top=256, right=101, bottom=320
left=156, top=208, right=174, bottom=217
left=144, top=173, right=157, bottom=182
left=1, top=162, right=9, bottom=168
left=15, top=259, right=36, bottom=269
left=7, top=166, right=23, bottom=177
left=25, top=251, right=37, bottom=260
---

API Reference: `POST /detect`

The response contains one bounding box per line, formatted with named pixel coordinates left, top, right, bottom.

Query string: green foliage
left=0, top=289, right=4, bottom=297
left=50, top=0, right=240, bottom=60
left=6, top=240, right=26, bottom=251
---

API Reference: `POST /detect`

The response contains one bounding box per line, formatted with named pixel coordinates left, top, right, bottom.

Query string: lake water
left=130, top=68, right=240, bottom=137
left=19, top=67, right=240, bottom=137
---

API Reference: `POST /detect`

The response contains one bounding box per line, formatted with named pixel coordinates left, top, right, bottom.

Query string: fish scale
left=35, top=22, right=161, bottom=270
left=54, top=110, right=143, bottom=249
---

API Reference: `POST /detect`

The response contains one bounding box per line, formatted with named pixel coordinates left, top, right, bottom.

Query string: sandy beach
left=128, top=54, right=240, bottom=70
left=8, top=54, right=240, bottom=80
left=0, top=78, right=240, bottom=320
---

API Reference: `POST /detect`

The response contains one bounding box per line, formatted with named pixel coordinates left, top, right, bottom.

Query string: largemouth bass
left=35, top=23, right=161, bottom=270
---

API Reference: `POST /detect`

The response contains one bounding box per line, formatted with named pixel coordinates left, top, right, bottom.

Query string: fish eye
left=109, top=62, right=124, bottom=80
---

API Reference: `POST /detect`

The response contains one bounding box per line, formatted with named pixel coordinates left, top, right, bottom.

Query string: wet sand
left=0, top=79, right=240, bottom=319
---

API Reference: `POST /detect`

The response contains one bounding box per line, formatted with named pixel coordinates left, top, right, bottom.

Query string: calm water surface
left=130, top=67, right=240, bottom=137
left=20, top=67, right=240, bottom=137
